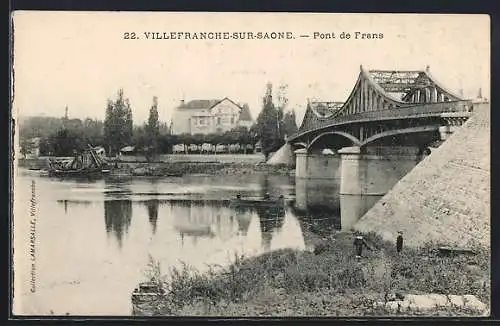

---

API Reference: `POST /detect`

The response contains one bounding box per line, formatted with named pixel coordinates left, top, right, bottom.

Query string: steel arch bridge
left=287, top=65, right=474, bottom=152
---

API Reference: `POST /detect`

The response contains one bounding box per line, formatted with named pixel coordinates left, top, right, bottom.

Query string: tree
left=124, top=98, right=134, bottom=146
left=20, top=138, right=33, bottom=159
left=282, top=110, right=298, bottom=139
left=82, top=118, right=104, bottom=146
left=143, top=96, right=160, bottom=162
left=46, top=128, right=85, bottom=157
left=159, top=121, right=170, bottom=135
left=104, top=89, right=134, bottom=156
left=254, top=82, right=284, bottom=160
left=158, top=134, right=176, bottom=154
left=19, top=116, right=64, bottom=140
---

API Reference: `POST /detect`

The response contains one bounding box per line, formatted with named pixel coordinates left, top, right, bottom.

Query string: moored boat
left=131, top=281, right=168, bottom=316
left=230, top=193, right=287, bottom=208
left=47, top=144, right=110, bottom=178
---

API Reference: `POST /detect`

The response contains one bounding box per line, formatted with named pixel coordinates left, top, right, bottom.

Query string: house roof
left=177, top=97, right=252, bottom=121
left=178, top=99, right=220, bottom=110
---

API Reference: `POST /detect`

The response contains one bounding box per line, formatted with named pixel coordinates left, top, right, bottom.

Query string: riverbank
left=17, top=155, right=293, bottom=177
left=139, top=231, right=490, bottom=317
left=117, top=161, right=292, bottom=177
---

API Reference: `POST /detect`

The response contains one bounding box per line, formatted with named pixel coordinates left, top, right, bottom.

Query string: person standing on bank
left=396, top=231, right=404, bottom=253
left=353, top=235, right=370, bottom=258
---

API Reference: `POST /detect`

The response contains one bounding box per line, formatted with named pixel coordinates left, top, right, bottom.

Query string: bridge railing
left=291, top=100, right=472, bottom=140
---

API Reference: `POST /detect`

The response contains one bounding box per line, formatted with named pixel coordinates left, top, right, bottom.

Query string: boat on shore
left=47, top=144, right=110, bottom=178
left=131, top=281, right=168, bottom=316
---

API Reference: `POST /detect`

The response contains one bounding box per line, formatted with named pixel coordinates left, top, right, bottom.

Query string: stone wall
left=354, top=102, right=490, bottom=249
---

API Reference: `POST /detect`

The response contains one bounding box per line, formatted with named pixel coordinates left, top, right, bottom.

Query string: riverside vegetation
left=140, top=231, right=490, bottom=317
left=120, top=162, right=292, bottom=177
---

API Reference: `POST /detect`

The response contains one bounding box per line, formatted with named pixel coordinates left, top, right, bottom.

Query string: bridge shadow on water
left=292, top=178, right=383, bottom=237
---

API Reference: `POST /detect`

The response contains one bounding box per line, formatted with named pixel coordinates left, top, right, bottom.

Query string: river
left=12, top=169, right=381, bottom=315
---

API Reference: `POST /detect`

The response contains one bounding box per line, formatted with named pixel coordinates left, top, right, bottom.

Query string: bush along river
left=13, top=168, right=490, bottom=316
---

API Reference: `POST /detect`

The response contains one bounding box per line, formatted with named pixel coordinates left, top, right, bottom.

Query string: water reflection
left=15, top=170, right=383, bottom=316
left=104, top=200, right=133, bottom=248
left=57, top=199, right=93, bottom=214
left=144, top=199, right=159, bottom=235
left=256, top=205, right=286, bottom=252
left=271, top=211, right=306, bottom=252
left=234, top=206, right=253, bottom=236
left=171, top=201, right=236, bottom=245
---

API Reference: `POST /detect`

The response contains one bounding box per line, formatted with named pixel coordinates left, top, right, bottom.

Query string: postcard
left=11, top=11, right=490, bottom=317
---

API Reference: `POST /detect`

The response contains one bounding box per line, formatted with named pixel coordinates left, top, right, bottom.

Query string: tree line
left=19, top=83, right=298, bottom=161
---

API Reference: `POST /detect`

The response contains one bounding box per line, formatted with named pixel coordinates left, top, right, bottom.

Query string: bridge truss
left=290, top=65, right=473, bottom=150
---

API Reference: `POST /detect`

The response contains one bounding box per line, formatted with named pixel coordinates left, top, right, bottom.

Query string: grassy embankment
left=141, top=232, right=490, bottom=317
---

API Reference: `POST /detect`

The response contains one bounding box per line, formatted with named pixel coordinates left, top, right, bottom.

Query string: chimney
left=425, top=65, right=430, bottom=73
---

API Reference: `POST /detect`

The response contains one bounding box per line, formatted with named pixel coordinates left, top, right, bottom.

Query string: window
left=217, top=117, right=221, bottom=125
left=231, top=116, right=235, bottom=124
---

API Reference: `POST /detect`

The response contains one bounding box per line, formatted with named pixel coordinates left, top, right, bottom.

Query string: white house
left=171, top=97, right=253, bottom=135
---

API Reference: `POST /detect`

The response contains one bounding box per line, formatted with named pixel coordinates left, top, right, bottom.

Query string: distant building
left=171, top=97, right=253, bottom=135
left=24, top=137, right=41, bottom=158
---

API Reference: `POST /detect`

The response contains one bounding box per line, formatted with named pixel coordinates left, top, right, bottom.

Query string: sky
left=12, top=12, right=490, bottom=125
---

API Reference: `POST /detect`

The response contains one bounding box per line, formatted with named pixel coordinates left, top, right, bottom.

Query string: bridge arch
left=293, top=142, right=308, bottom=148
left=360, top=125, right=440, bottom=147
left=307, top=131, right=361, bottom=150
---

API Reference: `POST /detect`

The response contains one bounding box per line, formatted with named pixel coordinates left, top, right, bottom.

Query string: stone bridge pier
left=295, top=148, right=342, bottom=180
left=295, top=145, right=425, bottom=228
left=338, top=145, right=422, bottom=197
left=295, top=145, right=423, bottom=193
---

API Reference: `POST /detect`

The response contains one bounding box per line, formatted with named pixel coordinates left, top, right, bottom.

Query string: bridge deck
left=290, top=100, right=472, bottom=141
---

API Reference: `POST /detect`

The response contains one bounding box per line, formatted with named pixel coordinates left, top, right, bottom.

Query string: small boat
left=230, top=194, right=287, bottom=208
left=437, top=246, right=476, bottom=256
left=164, top=172, right=183, bottom=177
left=131, top=281, right=168, bottom=316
